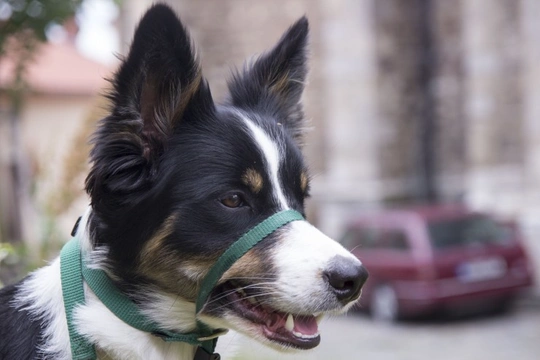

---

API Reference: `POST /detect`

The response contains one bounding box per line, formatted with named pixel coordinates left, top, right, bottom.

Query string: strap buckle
left=197, top=328, right=229, bottom=341
left=194, top=347, right=220, bottom=360
left=71, top=216, right=82, bottom=236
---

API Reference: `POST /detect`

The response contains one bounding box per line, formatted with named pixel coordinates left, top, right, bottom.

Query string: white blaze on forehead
left=241, top=115, right=289, bottom=210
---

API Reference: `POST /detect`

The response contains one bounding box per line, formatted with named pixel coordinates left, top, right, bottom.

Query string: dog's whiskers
left=211, top=292, right=282, bottom=312
left=205, top=282, right=275, bottom=305
left=227, top=276, right=276, bottom=280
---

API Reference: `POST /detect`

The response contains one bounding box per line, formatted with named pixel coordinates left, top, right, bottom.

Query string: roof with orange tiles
left=0, top=41, right=114, bottom=96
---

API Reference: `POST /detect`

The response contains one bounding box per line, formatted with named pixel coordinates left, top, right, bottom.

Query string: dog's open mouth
left=216, top=281, right=322, bottom=349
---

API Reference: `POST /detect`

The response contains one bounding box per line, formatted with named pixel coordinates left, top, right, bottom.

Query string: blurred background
left=1, top=0, right=539, bottom=359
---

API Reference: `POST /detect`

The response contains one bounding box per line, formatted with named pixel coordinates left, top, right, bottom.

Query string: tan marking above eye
left=242, top=168, right=264, bottom=194
left=300, top=171, right=309, bottom=193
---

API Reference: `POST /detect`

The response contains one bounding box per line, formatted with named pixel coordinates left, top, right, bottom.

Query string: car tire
left=371, top=284, right=399, bottom=323
left=492, top=296, right=515, bottom=315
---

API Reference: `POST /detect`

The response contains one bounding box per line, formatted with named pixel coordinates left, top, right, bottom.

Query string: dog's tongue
left=293, top=315, right=318, bottom=335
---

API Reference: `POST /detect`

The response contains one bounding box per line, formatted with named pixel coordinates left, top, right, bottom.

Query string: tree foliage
left=0, top=1, right=84, bottom=286
left=0, top=0, right=83, bottom=53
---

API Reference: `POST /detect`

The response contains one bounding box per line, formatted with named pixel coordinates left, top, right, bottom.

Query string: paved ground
left=219, top=301, right=540, bottom=359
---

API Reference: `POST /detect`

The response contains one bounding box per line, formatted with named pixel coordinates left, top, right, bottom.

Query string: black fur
left=84, top=3, right=310, bottom=294
left=0, top=3, right=311, bottom=357
left=227, top=17, right=309, bottom=143
left=0, top=281, right=44, bottom=360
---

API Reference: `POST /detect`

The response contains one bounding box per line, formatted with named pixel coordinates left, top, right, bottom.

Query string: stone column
left=432, top=0, right=467, bottom=199
left=522, top=0, right=540, bottom=191
left=520, top=0, right=540, bottom=294
left=462, top=0, right=523, bottom=213
left=315, top=0, right=380, bottom=237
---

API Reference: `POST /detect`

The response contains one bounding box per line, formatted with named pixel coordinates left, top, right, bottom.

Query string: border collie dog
left=0, top=4, right=367, bottom=360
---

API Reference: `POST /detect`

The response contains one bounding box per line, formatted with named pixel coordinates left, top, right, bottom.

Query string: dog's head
left=85, top=4, right=367, bottom=351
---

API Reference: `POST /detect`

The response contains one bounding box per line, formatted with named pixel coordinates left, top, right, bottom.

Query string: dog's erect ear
left=112, top=3, right=213, bottom=153
left=87, top=4, right=213, bottom=197
left=227, top=17, right=309, bottom=143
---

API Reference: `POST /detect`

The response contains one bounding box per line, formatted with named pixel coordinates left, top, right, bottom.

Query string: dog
left=0, top=4, right=367, bottom=359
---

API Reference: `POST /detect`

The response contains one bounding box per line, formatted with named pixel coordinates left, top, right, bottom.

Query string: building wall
left=118, top=0, right=540, bottom=292
left=0, top=93, right=98, bottom=262
left=21, top=95, right=94, bottom=204
left=521, top=0, right=540, bottom=291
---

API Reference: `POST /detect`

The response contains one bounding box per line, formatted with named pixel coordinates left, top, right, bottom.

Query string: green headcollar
left=60, top=209, right=304, bottom=360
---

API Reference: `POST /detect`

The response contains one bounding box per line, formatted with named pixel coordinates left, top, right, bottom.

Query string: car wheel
left=371, top=284, right=399, bottom=323
left=492, top=296, right=515, bottom=315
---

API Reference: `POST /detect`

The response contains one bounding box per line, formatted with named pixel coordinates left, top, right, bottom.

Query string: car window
left=341, top=227, right=410, bottom=252
left=428, top=216, right=512, bottom=249
left=341, top=227, right=380, bottom=250
left=382, top=230, right=410, bottom=251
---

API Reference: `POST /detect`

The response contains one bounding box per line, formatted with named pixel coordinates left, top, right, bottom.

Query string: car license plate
left=456, top=257, right=507, bottom=282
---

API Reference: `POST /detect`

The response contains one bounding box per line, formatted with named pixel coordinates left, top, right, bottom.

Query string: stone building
left=118, top=0, right=540, bottom=290
left=0, top=38, right=111, bottom=270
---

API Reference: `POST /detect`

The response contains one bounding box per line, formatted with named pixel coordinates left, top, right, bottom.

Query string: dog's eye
left=220, top=193, right=245, bottom=208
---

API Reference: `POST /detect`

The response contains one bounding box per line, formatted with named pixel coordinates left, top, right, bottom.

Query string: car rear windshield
left=428, top=216, right=512, bottom=249
left=341, top=227, right=410, bottom=251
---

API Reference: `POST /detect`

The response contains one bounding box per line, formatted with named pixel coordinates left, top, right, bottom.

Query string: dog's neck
left=16, top=209, right=201, bottom=360
left=75, top=288, right=198, bottom=360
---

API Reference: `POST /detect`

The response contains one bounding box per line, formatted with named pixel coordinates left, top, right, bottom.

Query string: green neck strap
left=60, top=209, right=304, bottom=360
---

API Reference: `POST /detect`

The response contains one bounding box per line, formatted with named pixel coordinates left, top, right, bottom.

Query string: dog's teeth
left=292, top=331, right=320, bottom=339
left=237, top=289, right=247, bottom=297
left=247, top=296, right=257, bottom=305
left=316, top=314, right=324, bottom=325
left=285, top=314, right=294, bottom=332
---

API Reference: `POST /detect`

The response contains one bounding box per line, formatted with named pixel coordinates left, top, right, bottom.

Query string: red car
left=341, top=205, right=534, bottom=321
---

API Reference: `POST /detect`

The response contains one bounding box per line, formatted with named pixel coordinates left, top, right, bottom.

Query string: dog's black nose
left=324, top=256, right=368, bottom=304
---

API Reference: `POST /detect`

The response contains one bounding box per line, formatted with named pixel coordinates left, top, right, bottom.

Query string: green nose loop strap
left=195, top=209, right=304, bottom=314
left=60, top=209, right=304, bottom=360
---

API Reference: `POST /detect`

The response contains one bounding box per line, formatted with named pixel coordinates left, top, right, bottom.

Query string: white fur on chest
left=13, top=208, right=231, bottom=360
left=16, top=258, right=198, bottom=360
